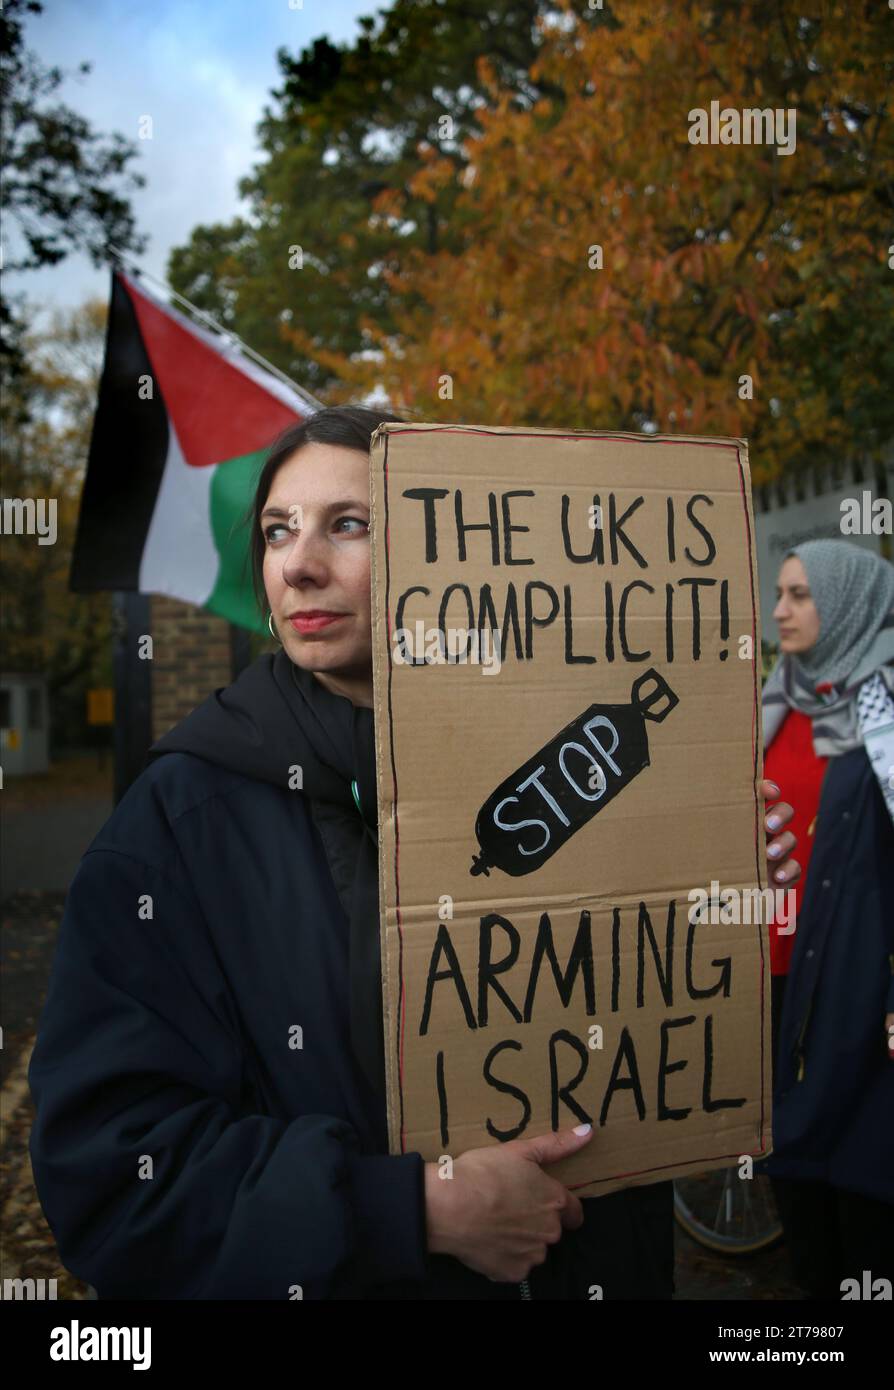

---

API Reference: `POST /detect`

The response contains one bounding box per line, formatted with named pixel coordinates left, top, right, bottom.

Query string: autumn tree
left=167, top=0, right=613, bottom=396
left=300, top=0, right=893, bottom=483
left=0, top=300, right=113, bottom=746
left=0, top=0, right=146, bottom=376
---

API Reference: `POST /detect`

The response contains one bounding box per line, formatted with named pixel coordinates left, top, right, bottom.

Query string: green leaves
left=0, top=0, right=146, bottom=373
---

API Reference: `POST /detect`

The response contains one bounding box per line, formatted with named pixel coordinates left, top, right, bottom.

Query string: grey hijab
left=762, top=539, right=894, bottom=757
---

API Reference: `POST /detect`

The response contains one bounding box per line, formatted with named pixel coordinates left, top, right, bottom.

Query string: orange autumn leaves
left=283, top=0, right=892, bottom=484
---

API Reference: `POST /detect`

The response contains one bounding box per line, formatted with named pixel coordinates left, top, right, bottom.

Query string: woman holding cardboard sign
left=764, top=539, right=894, bottom=1299
left=28, top=406, right=801, bottom=1299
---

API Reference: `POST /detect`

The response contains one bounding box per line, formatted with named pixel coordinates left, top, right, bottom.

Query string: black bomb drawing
left=470, top=668, right=679, bottom=877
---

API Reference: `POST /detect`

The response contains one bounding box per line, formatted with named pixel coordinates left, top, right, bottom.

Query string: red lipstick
left=289, top=611, right=348, bottom=634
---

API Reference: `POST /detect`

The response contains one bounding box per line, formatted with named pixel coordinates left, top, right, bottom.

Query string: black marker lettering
left=549, top=1029, right=592, bottom=1129
left=608, top=494, right=648, bottom=567
left=657, top=1016, right=695, bottom=1121
left=678, top=576, right=716, bottom=660
left=502, top=491, right=535, bottom=565
left=600, top=1027, right=646, bottom=1124
left=419, top=923, right=477, bottom=1035
left=702, top=1014, right=747, bottom=1112
left=523, top=910, right=596, bottom=1021
left=636, top=899, right=675, bottom=1008
left=436, top=1050, right=449, bottom=1147
left=685, top=918, right=732, bottom=999
left=683, top=494, right=716, bottom=566
left=484, top=1040, right=531, bottom=1140
left=665, top=582, right=674, bottom=662
left=561, top=494, right=604, bottom=563
left=564, top=584, right=596, bottom=665
left=524, top=582, right=560, bottom=659
left=478, top=914, right=523, bottom=1027
left=619, top=580, right=655, bottom=661
left=455, top=489, right=500, bottom=564
left=403, top=487, right=449, bottom=562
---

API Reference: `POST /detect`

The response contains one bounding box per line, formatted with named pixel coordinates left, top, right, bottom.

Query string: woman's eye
left=265, top=517, right=368, bottom=542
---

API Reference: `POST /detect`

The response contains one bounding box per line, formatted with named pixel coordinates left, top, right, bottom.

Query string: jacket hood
left=145, top=650, right=378, bottom=828
left=146, top=650, right=386, bottom=1104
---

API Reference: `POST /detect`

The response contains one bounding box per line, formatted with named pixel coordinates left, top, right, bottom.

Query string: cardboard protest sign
left=369, top=423, right=770, bottom=1197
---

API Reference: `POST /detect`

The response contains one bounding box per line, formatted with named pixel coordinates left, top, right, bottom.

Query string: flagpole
left=106, top=249, right=325, bottom=413
left=112, top=591, right=153, bottom=805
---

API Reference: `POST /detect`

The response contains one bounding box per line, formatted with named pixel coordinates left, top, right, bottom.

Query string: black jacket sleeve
left=27, top=846, right=428, bottom=1299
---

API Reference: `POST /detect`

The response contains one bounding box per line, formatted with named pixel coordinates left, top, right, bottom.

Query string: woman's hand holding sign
left=424, top=1123, right=594, bottom=1282
left=762, top=778, right=801, bottom=886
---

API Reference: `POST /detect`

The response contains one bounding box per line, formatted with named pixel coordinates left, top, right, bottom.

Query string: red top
left=763, top=708, right=828, bottom=975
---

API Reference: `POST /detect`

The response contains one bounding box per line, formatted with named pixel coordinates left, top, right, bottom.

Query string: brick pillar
left=150, top=596, right=233, bottom=741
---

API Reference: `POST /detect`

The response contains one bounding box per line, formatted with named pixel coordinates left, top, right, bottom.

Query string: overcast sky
left=7, top=0, right=378, bottom=325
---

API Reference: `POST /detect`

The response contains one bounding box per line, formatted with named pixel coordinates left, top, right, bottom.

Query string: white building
left=0, top=673, right=49, bottom=777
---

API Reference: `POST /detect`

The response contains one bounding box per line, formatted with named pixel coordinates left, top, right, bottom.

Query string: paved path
left=0, top=796, right=112, bottom=900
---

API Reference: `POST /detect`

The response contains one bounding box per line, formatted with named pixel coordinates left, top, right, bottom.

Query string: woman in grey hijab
left=762, top=538, right=894, bottom=1300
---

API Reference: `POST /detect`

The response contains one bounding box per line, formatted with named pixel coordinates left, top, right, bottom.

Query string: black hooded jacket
left=28, top=652, right=674, bottom=1300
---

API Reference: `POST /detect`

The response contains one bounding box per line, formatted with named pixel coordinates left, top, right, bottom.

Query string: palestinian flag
left=71, top=268, right=319, bottom=631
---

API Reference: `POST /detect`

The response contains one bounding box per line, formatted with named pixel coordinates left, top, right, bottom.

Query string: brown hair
left=243, top=404, right=406, bottom=620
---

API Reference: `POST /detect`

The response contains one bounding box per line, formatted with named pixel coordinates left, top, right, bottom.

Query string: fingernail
left=765, top=781, right=780, bottom=795
left=573, top=1123, right=592, bottom=1136
left=768, top=843, right=782, bottom=858
left=767, top=815, right=781, bottom=830
left=775, top=867, right=789, bottom=881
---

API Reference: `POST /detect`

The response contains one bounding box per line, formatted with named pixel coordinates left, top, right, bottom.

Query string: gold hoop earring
left=267, top=611, right=282, bottom=644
